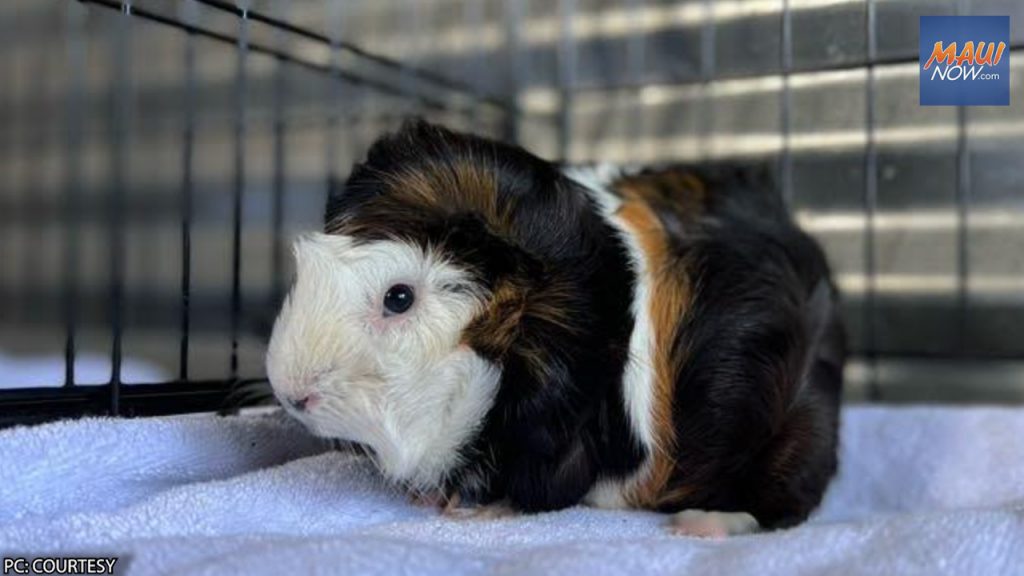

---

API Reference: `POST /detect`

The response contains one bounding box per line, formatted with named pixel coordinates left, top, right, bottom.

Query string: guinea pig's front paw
left=667, top=510, right=760, bottom=538
left=442, top=498, right=517, bottom=521
left=408, top=489, right=448, bottom=508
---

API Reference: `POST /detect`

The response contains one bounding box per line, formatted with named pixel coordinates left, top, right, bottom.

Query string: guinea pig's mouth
left=286, top=401, right=385, bottom=459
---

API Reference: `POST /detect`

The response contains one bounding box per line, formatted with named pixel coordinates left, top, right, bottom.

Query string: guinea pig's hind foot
left=667, top=510, right=760, bottom=538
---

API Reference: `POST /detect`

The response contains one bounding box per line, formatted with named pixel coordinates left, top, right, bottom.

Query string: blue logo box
left=919, top=16, right=1010, bottom=106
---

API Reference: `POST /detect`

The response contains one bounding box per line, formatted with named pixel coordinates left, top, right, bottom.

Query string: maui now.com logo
left=920, top=16, right=1010, bottom=106
left=924, top=39, right=1006, bottom=80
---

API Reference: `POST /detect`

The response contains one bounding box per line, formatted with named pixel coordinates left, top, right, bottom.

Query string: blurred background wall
left=1, top=0, right=1022, bottom=405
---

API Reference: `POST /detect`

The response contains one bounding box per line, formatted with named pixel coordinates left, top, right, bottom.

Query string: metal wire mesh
left=1, top=0, right=1023, bottom=425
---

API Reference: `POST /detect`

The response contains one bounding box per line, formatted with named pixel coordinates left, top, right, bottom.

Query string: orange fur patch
left=462, top=280, right=530, bottom=359
left=326, top=157, right=511, bottom=238
left=616, top=170, right=707, bottom=222
left=382, top=160, right=511, bottom=233
left=462, top=275, right=580, bottom=384
left=613, top=175, right=700, bottom=508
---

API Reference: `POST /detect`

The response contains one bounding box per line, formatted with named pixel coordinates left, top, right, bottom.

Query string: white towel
left=1, top=407, right=1022, bottom=575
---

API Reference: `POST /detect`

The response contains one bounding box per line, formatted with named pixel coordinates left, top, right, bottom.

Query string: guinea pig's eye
left=383, top=284, right=415, bottom=316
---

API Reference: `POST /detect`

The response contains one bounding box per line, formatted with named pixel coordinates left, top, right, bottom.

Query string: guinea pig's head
left=266, top=120, right=591, bottom=491
left=266, top=231, right=500, bottom=488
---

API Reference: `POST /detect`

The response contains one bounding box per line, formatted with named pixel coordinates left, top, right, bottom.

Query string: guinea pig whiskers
left=223, top=380, right=276, bottom=411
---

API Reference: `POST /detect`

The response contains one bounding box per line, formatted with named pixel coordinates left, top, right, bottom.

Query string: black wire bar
left=228, top=4, right=248, bottom=382
left=62, top=3, right=86, bottom=388
left=954, top=0, right=972, bottom=357
left=779, top=0, right=793, bottom=209
left=179, top=0, right=198, bottom=382
left=106, top=0, right=133, bottom=414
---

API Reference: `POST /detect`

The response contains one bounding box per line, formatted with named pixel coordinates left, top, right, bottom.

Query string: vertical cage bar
left=332, top=1, right=352, bottom=214
left=462, top=0, right=486, bottom=132
left=270, top=68, right=285, bottom=305
left=863, top=0, right=879, bottom=400
left=0, top=18, right=9, bottom=310
left=954, top=0, right=971, bottom=354
left=271, top=1, right=291, bottom=306
left=625, top=0, right=646, bottom=85
left=351, top=7, right=371, bottom=201
left=626, top=0, right=645, bottom=162
left=63, top=3, right=86, bottom=387
left=556, top=0, right=576, bottom=163
left=779, top=0, right=793, bottom=209
left=355, top=2, right=379, bottom=154
left=21, top=26, right=48, bottom=329
left=0, top=24, right=8, bottom=325
left=229, top=2, right=249, bottom=381
left=400, top=0, right=422, bottom=117
left=5, top=23, right=14, bottom=322
left=324, top=0, right=337, bottom=180
left=954, top=104, right=970, bottom=354
left=179, top=0, right=197, bottom=381
left=698, top=0, right=717, bottom=161
left=501, top=0, right=524, bottom=145
left=109, top=0, right=133, bottom=413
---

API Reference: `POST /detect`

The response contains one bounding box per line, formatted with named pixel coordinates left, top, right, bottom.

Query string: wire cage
left=1, top=0, right=1023, bottom=427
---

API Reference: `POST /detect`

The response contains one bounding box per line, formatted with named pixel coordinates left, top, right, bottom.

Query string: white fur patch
left=583, top=478, right=631, bottom=509
left=266, top=233, right=501, bottom=489
left=562, top=164, right=626, bottom=216
left=566, top=166, right=659, bottom=506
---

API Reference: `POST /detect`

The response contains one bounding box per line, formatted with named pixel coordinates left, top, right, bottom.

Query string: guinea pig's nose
left=288, top=394, right=318, bottom=412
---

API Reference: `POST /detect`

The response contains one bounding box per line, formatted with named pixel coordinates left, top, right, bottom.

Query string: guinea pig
left=265, top=119, right=845, bottom=537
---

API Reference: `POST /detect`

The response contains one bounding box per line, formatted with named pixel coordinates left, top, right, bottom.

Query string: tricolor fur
left=266, top=120, right=845, bottom=529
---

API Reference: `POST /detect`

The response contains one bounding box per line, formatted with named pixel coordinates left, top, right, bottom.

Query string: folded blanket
left=1, top=407, right=1022, bottom=575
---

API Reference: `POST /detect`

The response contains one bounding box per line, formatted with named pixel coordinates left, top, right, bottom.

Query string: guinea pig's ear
left=362, top=127, right=404, bottom=168
left=362, top=117, right=448, bottom=169
left=326, top=175, right=344, bottom=202
left=324, top=158, right=390, bottom=229
left=324, top=174, right=353, bottom=229
left=393, top=116, right=446, bottom=145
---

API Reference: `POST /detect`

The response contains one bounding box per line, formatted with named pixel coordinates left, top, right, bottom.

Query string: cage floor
left=1, top=407, right=1022, bottom=575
